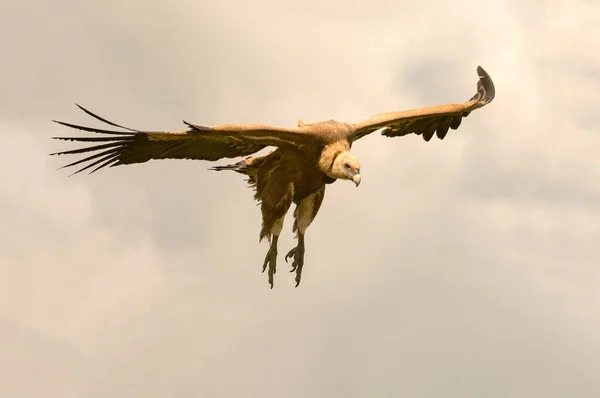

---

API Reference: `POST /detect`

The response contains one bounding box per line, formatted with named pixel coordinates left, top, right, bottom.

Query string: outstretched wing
left=349, top=66, right=495, bottom=142
left=51, top=104, right=317, bottom=175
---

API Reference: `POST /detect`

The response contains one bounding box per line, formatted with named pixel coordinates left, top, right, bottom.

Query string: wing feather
left=350, top=66, right=495, bottom=142
left=51, top=105, right=317, bottom=175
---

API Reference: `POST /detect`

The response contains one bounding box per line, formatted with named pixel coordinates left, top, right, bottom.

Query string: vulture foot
left=285, top=234, right=305, bottom=287
left=262, top=235, right=278, bottom=288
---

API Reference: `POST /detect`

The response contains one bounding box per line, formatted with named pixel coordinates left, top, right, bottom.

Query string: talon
left=262, top=257, right=268, bottom=273
left=286, top=235, right=305, bottom=286
left=262, top=235, right=279, bottom=288
left=294, top=258, right=304, bottom=287
left=285, top=248, right=297, bottom=270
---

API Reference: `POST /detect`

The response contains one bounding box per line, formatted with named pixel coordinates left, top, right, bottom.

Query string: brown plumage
left=51, top=66, right=495, bottom=288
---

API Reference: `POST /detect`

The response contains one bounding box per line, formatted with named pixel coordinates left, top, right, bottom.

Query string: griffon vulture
left=51, top=66, right=495, bottom=288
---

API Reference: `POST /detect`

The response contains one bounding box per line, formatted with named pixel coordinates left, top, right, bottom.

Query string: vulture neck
left=319, top=141, right=351, bottom=176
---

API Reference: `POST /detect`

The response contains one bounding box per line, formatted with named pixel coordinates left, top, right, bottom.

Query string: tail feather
left=210, top=151, right=273, bottom=174
left=210, top=152, right=273, bottom=191
left=210, top=159, right=249, bottom=173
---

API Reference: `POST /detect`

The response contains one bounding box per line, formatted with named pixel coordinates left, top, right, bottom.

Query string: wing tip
left=474, top=65, right=495, bottom=104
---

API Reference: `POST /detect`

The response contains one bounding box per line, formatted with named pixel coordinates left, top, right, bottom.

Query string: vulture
left=51, top=65, right=495, bottom=288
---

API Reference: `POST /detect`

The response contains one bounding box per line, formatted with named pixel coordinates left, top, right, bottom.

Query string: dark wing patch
left=51, top=105, right=307, bottom=175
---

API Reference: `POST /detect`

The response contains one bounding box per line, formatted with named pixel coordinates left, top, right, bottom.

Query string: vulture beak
left=352, top=170, right=361, bottom=187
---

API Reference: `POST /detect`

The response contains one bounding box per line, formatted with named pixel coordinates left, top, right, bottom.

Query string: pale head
left=328, top=151, right=361, bottom=187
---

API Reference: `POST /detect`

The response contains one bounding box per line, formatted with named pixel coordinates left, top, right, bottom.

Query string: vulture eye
left=344, top=163, right=350, bottom=169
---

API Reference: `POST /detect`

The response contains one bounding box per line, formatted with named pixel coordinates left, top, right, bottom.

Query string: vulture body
left=51, top=66, right=495, bottom=288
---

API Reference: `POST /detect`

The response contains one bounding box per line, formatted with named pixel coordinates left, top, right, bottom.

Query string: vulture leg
left=286, top=233, right=305, bottom=287
left=286, top=186, right=326, bottom=287
left=262, top=216, right=284, bottom=289
left=255, top=157, right=293, bottom=288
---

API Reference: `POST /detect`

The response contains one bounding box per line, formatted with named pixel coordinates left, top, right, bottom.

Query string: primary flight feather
left=51, top=65, right=495, bottom=288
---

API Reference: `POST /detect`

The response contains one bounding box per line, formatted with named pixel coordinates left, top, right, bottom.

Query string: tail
left=210, top=159, right=251, bottom=174
left=210, top=152, right=272, bottom=174
left=210, top=152, right=273, bottom=189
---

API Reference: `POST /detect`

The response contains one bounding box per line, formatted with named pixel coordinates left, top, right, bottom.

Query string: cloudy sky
left=2, top=0, right=599, bottom=396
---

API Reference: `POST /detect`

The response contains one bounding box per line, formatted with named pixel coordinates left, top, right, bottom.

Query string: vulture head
left=329, top=151, right=361, bottom=187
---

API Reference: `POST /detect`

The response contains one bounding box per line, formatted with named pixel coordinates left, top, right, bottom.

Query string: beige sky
left=1, top=0, right=599, bottom=396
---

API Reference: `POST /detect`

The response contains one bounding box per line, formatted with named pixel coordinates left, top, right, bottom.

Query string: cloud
left=1, top=0, right=599, bottom=397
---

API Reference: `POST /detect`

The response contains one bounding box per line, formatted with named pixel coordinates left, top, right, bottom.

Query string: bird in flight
left=51, top=66, right=495, bottom=288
